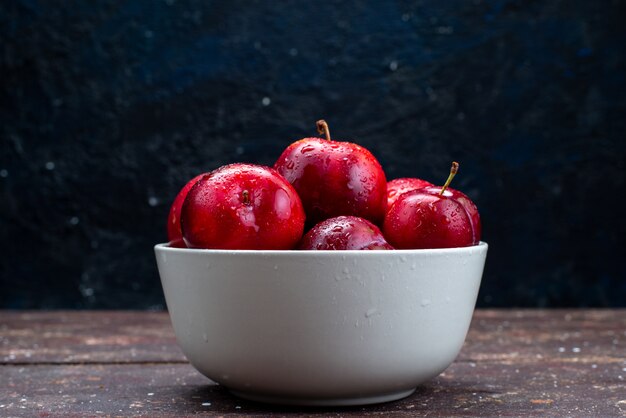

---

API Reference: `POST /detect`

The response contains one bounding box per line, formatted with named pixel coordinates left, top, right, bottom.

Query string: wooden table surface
left=1, top=310, right=625, bottom=417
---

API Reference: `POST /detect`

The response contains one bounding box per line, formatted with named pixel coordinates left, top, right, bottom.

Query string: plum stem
left=242, top=190, right=250, bottom=205
left=440, top=162, right=459, bottom=195
left=316, top=120, right=331, bottom=141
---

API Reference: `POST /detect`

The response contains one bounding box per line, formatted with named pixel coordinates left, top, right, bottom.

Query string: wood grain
left=0, top=311, right=185, bottom=364
left=1, top=310, right=625, bottom=417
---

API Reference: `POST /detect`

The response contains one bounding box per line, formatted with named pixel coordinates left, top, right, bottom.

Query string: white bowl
left=155, top=242, right=488, bottom=406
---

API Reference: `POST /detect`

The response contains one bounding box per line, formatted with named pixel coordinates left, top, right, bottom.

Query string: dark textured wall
left=1, top=0, right=625, bottom=309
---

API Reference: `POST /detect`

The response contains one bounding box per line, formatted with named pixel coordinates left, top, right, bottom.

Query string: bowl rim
left=154, top=241, right=488, bottom=256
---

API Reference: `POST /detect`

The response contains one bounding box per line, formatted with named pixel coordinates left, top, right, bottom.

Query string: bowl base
left=229, top=387, right=416, bottom=406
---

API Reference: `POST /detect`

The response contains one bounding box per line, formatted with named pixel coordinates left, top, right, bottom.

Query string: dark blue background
left=1, top=0, right=625, bottom=308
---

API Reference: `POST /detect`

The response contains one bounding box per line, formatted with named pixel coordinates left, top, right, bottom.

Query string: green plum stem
left=440, top=162, right=459, bottom=195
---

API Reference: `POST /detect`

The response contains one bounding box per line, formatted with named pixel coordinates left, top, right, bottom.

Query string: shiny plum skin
left=387, top=178, right=434, bottom=209
left=421, top=186, right=481, bottom=243
left=274, top=137, right=387, bottom=227
left=299, top=216, right=393, bottom=250
left=167, top=173, right=206, bottom=248
left=383, top=190, right=474, bottom=249
left=181, top=164, right=305, bottom=250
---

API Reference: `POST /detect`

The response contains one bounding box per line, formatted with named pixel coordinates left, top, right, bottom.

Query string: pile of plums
left=167, top=120, right=481, bottom=250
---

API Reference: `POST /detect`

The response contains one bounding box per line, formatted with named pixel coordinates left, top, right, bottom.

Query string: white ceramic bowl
left=155, top=242, right=488, bottom=406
